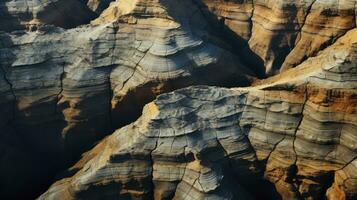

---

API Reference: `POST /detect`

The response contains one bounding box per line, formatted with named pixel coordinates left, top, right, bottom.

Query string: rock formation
left=198, top=0, right=357, bottom=75
left=0, top=0, right=356, bottom=199
left=0, top=0, right=99, bottom=31
left=39, top=28, right=357, bottom=199
left=0, top=0, right=253, bottom=198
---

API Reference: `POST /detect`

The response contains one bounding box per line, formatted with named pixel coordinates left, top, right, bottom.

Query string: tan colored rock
left=281, top=0, right=357, bottom=71
left=39, top=86, right=261, bottom=200
left=87, top=0, right=114, bottom=14
left=327, top=159, right=357, bottom=200
left=199, top=0, right=357, bottom=75
left=1, top=1, right=356, bottom=199
left=200, top=0, right=254, bottom=41
left=40, top=28, right=357, bottom=200
left=0, top=0, right=253, bottom=198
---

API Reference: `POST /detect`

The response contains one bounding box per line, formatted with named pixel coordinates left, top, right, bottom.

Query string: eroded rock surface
left=198, top=0, right=357, bottom=75
left=1, top=0, right=356, bottom=199
left=0, top=0, right=99, bottom=31
left=0, top=0, right=253, bottom=198
left=40, top=29, right=357, bottom=200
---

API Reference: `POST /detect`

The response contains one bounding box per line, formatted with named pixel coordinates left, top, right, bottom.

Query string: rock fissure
left=292, top=83, right=309, bottom=165
left=265, top=136, right=285, bottom=164
left=1, top=1, right=357, bottom=199
left=55, top=61, right=65, bottom=114
left=0, top=65, right=17, bottom=122
left=107, top=68, right=114, bottom=131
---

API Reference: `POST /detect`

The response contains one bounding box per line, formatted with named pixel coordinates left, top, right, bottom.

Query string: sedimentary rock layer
left=198, top=0, right=357, bottom=75
left=0, top=0, right=253, bottom=158
left=40, top=29, right=357, bottom=200
left=4, top=0, right=355, bottom=75
left=0, top=0, right=99, bottom=31
left=1, top=0, right=357, bottom=199
left=0, top=0, right=253, bottom=197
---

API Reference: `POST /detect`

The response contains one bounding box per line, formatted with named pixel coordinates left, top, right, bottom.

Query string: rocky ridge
left=0, top=0, right=356, bottom=199
left=40, top=28, right=357, bottom=199
left=0, top=0, right=99, bottom=31
left=199, top=0, right=357, bottom=74
left=0, top=0, right=253, bottom=197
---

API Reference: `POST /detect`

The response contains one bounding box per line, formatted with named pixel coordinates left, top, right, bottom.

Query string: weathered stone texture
left=40, top=28, right=357, bottom=200
left=199, top=0, right=357, bottom=75
left=0, top=0, right=356, bottom=199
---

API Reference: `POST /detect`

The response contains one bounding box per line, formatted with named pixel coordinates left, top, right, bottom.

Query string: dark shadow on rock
left=0, top=1, right=26, bottom=31
left=0, top=0, right=99, bottom=32
left=189, top=0, right=266, bottom=78
left=36, top=0, right=98, bottom=29
left=0, top=1, right=267, bottom=199
left=0, top=32, right=61, bottom=199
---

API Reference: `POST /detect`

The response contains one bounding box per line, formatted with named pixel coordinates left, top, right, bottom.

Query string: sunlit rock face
left=246, top=29, right=357, bottom=200
left=0, top=0, right=356, bottom=199
left=40, top=29, right=357, bottom=200
left=0, top=0, right=254, bottom=198
left=86, top=0, right=114, bottom=14
left=0, top=0, right=253, bottom=158
left=198, top=0, right=357, bottom=75
left=39, top=86, right=261, bottom=200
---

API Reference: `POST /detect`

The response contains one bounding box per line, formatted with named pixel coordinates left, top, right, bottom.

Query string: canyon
left=0, top=0, right=356, bottom=199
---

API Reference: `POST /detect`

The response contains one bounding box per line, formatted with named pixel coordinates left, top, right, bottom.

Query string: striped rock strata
left=3, top=0, right=355, bottom=76
left=0, top=0, right=253, bottom=197
left=1, top=0, right=357, bottom=199
left=198, top=0, right=357, bottom=75
left=0, top=0, right=99, bottom=31
left=40, top=29, right=357, bottom=200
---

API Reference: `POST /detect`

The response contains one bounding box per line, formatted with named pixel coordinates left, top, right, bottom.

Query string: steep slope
left=0, top=0, right=254, bottom=198
left=0, top=0, right=98, bottom=31
left=0, top=0, right=356, bottom=199
left=198, top=0, right=357, bottom=75
left=40, top=29, right=357, bottom=200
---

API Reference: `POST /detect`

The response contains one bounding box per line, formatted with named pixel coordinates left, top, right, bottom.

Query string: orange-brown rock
left=199, top=0, right=357, bottom=75
left=0, top=0, right=356, bottom=199
left=0, top=0, right=253, bottom=198
left=39, top=28, right=357, bottom=200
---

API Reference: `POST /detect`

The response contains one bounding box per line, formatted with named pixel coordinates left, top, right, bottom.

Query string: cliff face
left=0, top=0, right=356, bottom=199
left=0, top=0, right=99, bottom=31
left=0, top=0, right=253, bottom=197
left=199, top=0, right=356, bottom=75
left=39, top=28, right=357, bottom=200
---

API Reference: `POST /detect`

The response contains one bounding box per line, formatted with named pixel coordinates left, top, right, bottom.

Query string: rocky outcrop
left=1, top=0, right=356, bottom=199
left=86, top=0, right=114, bottom=14
left=0, top=0, right=254, bottom=198
left=0, top=0, right=253, bottom=157
left=39, top=86, right=268, bottom=200
left=0, top=0, right=99, bottom=31
left=198, top=0, right=357, bottom=75
left=39, top=29, right=357, bottom=199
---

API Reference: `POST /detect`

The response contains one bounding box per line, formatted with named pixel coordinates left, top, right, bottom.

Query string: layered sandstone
left=199, top=0, right=357, bottom=75
left=39, top=29, right=357, bottom=200
left=0, top=0, right=356, bottom=199
left=0, top=0, right=253, bottom=198
left=86, top=0, right=114, bottom=14
left=0, top=0, right=252, bottom=158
